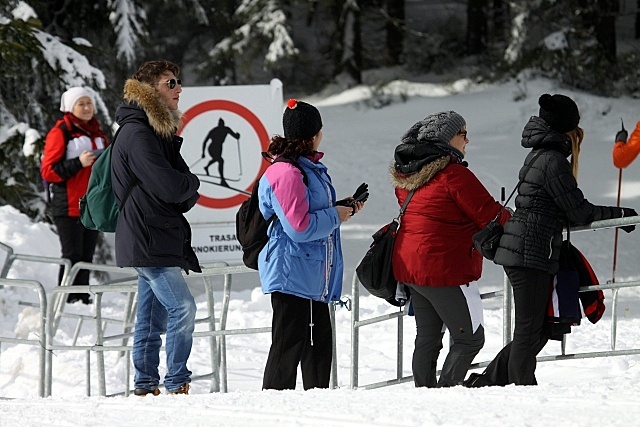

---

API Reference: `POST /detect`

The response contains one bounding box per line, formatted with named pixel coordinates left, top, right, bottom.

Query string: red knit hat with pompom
left=282, top=99, right=323, bottom=140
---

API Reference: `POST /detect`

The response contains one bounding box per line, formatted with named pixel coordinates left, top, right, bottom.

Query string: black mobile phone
left=92, top=148, right=105, bottom=157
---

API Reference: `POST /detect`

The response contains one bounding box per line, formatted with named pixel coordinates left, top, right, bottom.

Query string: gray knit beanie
left=401, top=111, right=466, bottom=145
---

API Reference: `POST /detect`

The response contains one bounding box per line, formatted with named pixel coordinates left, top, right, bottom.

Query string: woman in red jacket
left=391, top=111, right=510, bottom=387
left=41, top=87, right=108, bottom=304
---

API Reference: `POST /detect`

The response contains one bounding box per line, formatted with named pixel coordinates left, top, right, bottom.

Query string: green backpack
left=79, top=122, right=137, bottom=232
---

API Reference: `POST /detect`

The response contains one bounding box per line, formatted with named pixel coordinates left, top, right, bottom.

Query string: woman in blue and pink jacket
left=258, top=99, right=364, bottom=390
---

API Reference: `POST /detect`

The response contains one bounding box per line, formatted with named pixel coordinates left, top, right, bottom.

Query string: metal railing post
left=203, top=273, right=220, bottom=392
left=329, top=302, right=338, bottom=389
left=350, top=273, right=360, bottom=389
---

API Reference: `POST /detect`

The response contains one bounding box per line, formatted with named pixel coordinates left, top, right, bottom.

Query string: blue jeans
left=132, top=267, right=196, bottom=392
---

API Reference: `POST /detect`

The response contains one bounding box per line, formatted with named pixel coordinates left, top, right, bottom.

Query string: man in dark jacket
left=111, top=60, right=201, bottom=396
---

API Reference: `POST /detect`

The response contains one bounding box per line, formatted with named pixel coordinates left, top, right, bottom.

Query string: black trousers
left=262, top=292, right=332, bottom=390
left=408, top=283, right=485, bottom=387
left=53, top=216, right=99, bottom=302
left=482, top=266, right=551, bottom=386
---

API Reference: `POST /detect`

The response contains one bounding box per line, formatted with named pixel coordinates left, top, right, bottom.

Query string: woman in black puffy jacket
left=466, top=94, right=637, bottom=387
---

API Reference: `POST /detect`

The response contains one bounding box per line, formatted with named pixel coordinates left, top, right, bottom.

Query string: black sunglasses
left=164, top=79, right=182, bottom=89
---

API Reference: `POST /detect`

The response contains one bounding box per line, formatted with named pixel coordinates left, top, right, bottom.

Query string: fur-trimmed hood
left=119, top=78, right=183, bottom=139
left=390, top=155, right=450, bottom=191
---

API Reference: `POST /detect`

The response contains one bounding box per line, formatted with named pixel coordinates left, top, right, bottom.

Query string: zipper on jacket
left=264, top=218, right=278, bottom=263
left=324, top=235, right=332, bottom=300
left=309, top=299, right=314, bottom=346
left=322, top=174, right=333, bottom=301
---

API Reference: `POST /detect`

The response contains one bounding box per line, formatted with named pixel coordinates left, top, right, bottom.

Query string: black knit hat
left=283, top=99, right=323, bottom=140
left=538, top=93, right=580, bottom=134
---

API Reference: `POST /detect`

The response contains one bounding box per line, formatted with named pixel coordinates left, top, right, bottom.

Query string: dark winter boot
left=134, top=387, right=160, bottom=396
left=67, top=293, right=92, bottom=305
left=463, top=372, right=495, bottom=388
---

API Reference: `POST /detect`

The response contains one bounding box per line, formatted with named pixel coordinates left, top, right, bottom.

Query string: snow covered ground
left=1, top=75, right=640, bottom=426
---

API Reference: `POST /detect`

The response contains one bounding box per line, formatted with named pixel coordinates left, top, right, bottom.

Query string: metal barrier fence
left=349, top=215, right=640, bottom=389
left=41, top=263, right=270, bottom=397
left=2, top=216, right=639, bottom=396
left=0, top=254, right=341, bottom=397
left=0, top=278, right=48, bottom=397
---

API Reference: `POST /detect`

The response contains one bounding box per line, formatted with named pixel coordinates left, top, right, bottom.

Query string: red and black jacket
left=41, top=113, right=108, bottom=217
left=391, top=156, right=510, bottom=287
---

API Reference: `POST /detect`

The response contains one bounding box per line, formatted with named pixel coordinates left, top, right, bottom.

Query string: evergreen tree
left=512, top=0, right=623, bottom=94
left=0, top=1, right=108, bottom=222
left=202, top=0, right=298, bottom=85
left=108, top=0, right=148, bottom=69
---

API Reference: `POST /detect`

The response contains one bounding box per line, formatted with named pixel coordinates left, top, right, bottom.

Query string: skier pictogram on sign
left=178, top=100, right=271, bottom=209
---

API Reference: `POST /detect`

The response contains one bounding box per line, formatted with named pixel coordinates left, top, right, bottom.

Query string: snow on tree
left=0, top=0, right=110, bottom=222
left=34, top=30, right=110, bottom=123
left=208, top=0, right=298, bottom=70
left=107, top=0, right=147, bottom=68
left=504, top=1, right=531, bottom=64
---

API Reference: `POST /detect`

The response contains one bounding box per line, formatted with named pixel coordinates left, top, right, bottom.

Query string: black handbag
left=472, top=217, right=504, bottom=261
left=356, top=190, right=415, bottom=306
left=473, top=150, right=544, bottom=260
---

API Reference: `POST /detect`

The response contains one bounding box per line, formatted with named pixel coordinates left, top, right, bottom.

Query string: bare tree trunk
left=504, top=0, right=529, bottom=64
left=594, top=0, right=618, bottom=63
left=385, top=0, right=404, bottom=65
left=334, top=0, right=362, bottom=85
left=636, top=0, right=640, bottom=38
left=492, top=0, right=508, bottom=44
left=467, top=0, right=488, bottom=54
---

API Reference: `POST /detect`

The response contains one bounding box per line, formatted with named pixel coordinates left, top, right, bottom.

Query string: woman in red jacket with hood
left=41, top=87, right=108, bottom=304
left=391, top=111, right=510, bottom=387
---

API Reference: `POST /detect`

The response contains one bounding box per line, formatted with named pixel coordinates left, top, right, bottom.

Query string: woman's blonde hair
left=566, top=126, right=584, bottom=180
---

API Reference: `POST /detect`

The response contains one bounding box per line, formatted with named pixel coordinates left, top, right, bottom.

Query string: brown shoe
left=134, top=387, right=161, bottom=396
left=168, top=383, right=190, bottom=395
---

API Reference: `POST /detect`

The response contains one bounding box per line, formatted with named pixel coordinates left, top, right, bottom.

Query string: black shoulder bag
left=473, top=150, right=544, bottom=260
left=356, top=190, right=415, bottom=306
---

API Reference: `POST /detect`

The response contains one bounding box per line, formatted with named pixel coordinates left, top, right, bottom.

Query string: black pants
left=408, top=283, right=485, bottom=387
left=54, top=216, right=99, bottom=303
left=262, top=292, right=332, bottom=390
left=481, top=266, right=551, bottom=386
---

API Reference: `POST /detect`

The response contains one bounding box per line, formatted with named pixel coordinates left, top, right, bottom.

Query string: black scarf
left=394, top=141, right=466, bottom=175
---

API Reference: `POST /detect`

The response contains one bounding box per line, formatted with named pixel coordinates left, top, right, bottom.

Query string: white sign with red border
left=177, top=79, right=283, bottom=264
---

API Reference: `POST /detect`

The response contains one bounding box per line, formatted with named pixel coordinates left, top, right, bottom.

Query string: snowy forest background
left=1, top=0, right=639, bottom=233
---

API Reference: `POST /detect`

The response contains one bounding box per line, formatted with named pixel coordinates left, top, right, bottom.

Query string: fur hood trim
left=123, top=79, right=183, bottom=139
left=390, top=156, right=450, bottom=190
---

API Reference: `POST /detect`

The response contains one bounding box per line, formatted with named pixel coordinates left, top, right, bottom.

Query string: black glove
left=336, top=183, right=369, bottom=207
left=352, top=182, right=369, bottom=203
left=336, top=183, right=369, bottom=216
left=616, top=118, right=628, bottom=143
left=616, top=129, right=628, bottom=143
left=621, top=208, right=638, bottom=233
